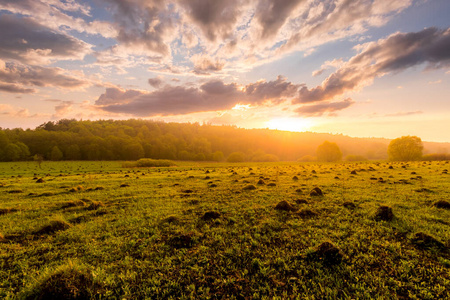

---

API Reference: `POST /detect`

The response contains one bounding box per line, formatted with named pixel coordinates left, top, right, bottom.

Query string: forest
left=0, top=119, right=448, bottom=162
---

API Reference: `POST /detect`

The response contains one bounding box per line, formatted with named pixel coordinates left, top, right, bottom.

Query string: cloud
left=0, top=103, right=41, bottom=118
left=53, top=100, right=74, bottom=118
left=428, top=79, right=442, bottom=84
left=178, top=0, right=245, bottom=42
left=191, top=54, right=225, bottom=75
left=104, top=0, right=177, bottom=56
left=254, top=0, right=305, bottom=40
left=295, top=98, right=354, bottom=117
left=95, top=76, right=301, bottom=116
left=245, top=75, right=299, bottom=104
left=0, top=60, right=91, bottom=92
left=0, top=82, right=35, bottom=94
left=384, top=111, right=423, bottom=117
left=0, top=14, right=91, bottom=64
left=0, top=0, right=117, bottom=39
left=296, top=27, right=450, bottom=103
left=0, top=0, right=416, bottom=72
left=148, top=76, right=164, bottom=88
left=281, top=0, right=412, bottom=53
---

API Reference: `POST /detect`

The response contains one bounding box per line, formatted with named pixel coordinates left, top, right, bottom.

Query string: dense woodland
left=0, top=119, right=448, bottom=162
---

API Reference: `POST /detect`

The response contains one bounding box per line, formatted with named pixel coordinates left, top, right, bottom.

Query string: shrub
left=317, top=141, right=342, bottom=162
left=122, top=158, right=177, bottom=168
left=227, top=152, right=246, bottom=162
left=388, top=136, right=423, bottom=161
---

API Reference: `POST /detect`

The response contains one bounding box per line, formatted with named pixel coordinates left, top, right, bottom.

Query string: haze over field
left=0, top=0, right=449, bottom=142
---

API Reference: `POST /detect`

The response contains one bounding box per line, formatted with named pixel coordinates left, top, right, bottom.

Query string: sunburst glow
left=266, top=118, right=313, bottom=132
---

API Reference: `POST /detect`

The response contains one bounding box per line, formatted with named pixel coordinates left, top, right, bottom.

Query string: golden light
left=266, top=118, right=313, bottom=132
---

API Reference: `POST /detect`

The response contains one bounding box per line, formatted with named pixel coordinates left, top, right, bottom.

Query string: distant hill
left=0, top=119, right=448, bottom=162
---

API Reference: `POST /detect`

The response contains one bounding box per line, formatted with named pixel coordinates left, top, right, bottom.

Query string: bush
left=316, top=141, right=342, bottom=162
left=122, top=158, right=177, bottom=168
left=388, top=136, right=423, bottom=161
left=227, top=152, right=246, bottom=162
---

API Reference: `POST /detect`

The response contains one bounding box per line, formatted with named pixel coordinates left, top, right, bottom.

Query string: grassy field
left=0, top=160, right=449, bottom=299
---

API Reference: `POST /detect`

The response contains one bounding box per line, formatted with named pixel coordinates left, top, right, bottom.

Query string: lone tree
left=316, top=141, right=342, bottom=162
left=388, top=136, right=423, bottom=161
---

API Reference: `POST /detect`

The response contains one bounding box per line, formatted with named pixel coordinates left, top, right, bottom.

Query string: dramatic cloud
left=0, top=0, right=117, bottom=39
left=296, top=27, right=450, bottom=103
left=295, top=98, right=354, bottom=116
left=191, top=54, right=225, bottom=75
left=0, top=14, right=91, bottom=64
left=178, top=0, right=245, bottom=42
left=104, top=0, right=177, bottom=56
left=96, top=76, right=300, bottom=116
left=0, top=82, right=35, bottom=93
left=254, top=0, right=304, bottom=40
left=0, top=60, right=90, bottom=92
left=281, top=0, right=412, bottom=52
left=245, top=75, right=299, bottom=103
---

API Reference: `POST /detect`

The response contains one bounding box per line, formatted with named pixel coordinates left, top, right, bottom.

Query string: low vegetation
left=122, top=158, right=177, bottom=168
left=1, top=119, right=448, bottom=163
left=0, top=160, right=449, bottom=298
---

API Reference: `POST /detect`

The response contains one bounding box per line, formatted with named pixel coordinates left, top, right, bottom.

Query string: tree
left=4, top=144, right=21, bottom=161
left=212, top=151, right=224, bottom=162
left=227, top=152, right=245, bottom=162
left=316, top=141, right=342, bottom=162
left=388, top=136, right=423, bottom=161
left=65, top=144, right=81, bottom=160
left=124, top=142, right=145, bottom=160
left=50, top=146, right=63, bottom=161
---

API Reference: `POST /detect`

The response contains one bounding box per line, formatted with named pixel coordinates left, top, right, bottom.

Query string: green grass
left=0, top=160, right=449, bottom=299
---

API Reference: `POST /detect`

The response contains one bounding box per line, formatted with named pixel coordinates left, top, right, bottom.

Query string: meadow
left=0, top=160, right=449, bottom=299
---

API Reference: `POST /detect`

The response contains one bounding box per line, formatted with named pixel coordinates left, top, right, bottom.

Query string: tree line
left=0, top=119, right=448, bottom=162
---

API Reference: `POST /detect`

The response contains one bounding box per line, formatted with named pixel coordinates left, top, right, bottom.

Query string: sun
left=266, top=118, right=313, bottom=132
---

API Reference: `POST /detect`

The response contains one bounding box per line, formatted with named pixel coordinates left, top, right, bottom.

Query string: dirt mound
left=309, top=187, right=323, bottom=197
left=201, top=211, right=221, bottom=221
left=433, top=200, right=450, bottom=209
left=168, top=233, right=194, bottom=249
left=343, top=202, right=356, bottom=209
left=257, top=179, right=265, bottom=185
left=36, top=178, right=45, bottom=183
left=21, top=264, right=100, bottom=300
left=274, top=200, right=296, bottom=212
left=86, top=201, right=104, bottom=210
left=243, top=185, right=257, bottom=191
left=308, top=242, right=343, bottom=266
left=267, top=183, right=276, bottom=187
left=35, top=220, right=72, bottom=235
left=161, top=215, right=179, bottom=224
left=297, top=209, right=317, bottom=218
left=0, top=208, right=18, bottom=215
left=61, top=200, right=86, bottom=209
left=411, top=232, right=446, bottom=250
left=295, top=199, right=308, bottom=204
left=374, top=206, right=394, bottom=221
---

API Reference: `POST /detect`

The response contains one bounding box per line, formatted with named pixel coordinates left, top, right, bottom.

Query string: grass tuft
left=19, top=261, right=101, bottom=300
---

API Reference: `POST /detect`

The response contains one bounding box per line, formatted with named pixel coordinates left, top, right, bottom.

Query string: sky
left=0, top=0, right=449, bottom=142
